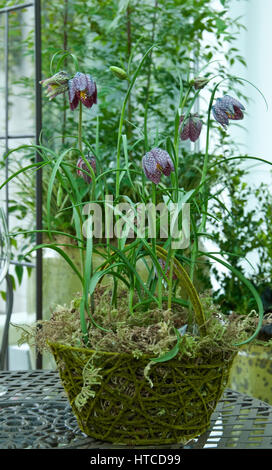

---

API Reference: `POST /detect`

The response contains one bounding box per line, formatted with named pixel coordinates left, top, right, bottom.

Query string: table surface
left=1, top=369, right=272, bottom=449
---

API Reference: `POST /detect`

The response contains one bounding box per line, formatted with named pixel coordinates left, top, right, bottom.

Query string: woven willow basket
left=48, top=247, right=259, bottom=446
left=49, top=342, right=234, bottom=445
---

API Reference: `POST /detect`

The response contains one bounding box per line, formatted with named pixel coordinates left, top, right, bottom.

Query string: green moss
left=49, top=340, right=236, bottom=446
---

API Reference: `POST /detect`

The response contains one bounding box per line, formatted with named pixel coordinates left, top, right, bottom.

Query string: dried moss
left=14, top=286, right=260, bottom=363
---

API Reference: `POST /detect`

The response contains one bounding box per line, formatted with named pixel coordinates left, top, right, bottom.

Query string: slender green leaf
left=151, top=328, right=181, bottom=363
left=25, top=244, right=83, bottom=284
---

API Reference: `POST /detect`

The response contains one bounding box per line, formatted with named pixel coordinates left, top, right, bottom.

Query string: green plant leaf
left=25, top=243, right=83, bottom=284
left=150, top=328, right=181, bottom=363
left=89, top=263, right=126, bottom=296
left=215, top=18, right=227, bottom=32
left=108, top=0, right=130, bottom=31
left=15, top=264, right=23, bottom=285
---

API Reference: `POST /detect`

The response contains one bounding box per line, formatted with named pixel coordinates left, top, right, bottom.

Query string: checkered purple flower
left=76, top=156, right=96, bottom=184
left=68, top=72, right=97, bottom=111
left=142, top=148, right=174, bottom=185
left=212, top=95, right=245, bottom=128
left=158, top=259, right=178, bottom=281
left=180, top=114, right=203, bottom=142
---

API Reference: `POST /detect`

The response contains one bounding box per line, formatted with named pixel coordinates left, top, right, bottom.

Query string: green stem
left=152, top=182, right=156, bottom=248
left=129, top=285, right=134, bottom=314
left=126, top=5, right=133, bottom=142
left=152, top=183, right=163, bottom=308
left=115, top=44, right=157, bottom=204
left=189, top=236, right=198, bottom=285
left=76, top=102, right=85, bottom=276
left=199, top=101, right=212, bottom=232
left=111, top=277, right=118, bottom=308
left=169, top=87, right=192, bottom=307
left=114, top=45, right=157, bottom=305
left=129, top=249, right=136, bottom=314
left=78, top=101, right=83, bottom=152
left=80, top=298, right=88, bottom=344
left=157, top=276, right=162, bottom=308
left=167, top=248, right=175, bottom=310
left=115, top=91, right=131, bottom=257
left=180, top=87, right=191, bottom=112
left=77, top=100, right=88, bottom=316
left=190, top=97, right=213, bottom=284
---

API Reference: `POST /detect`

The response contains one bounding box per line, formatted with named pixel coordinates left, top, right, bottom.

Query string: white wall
left=230, top=0, right=272, bottom=177
left=200, top=0, right=272, bottom=284
left=228, top=0, right=272, bottom=276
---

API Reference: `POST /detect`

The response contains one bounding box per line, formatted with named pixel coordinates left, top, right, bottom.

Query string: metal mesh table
left=1, top=370, right=272, bottom=449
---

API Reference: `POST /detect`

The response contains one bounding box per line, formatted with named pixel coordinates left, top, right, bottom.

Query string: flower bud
left=109, top=66, right=129, bottom=81
left=40, top=71, right=70, bottom=100
left=190, top=77, right=209, bottom=90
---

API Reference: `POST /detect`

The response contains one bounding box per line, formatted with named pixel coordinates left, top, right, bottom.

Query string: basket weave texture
left=49, top=341, right=234, bottom=445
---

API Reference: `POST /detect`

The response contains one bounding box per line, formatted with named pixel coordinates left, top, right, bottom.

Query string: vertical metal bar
left=3, top=12, right=10, bottom=370
left=34, top=0, right=43, bottom=369
left=4, top=11, right=9, bottom=229
left=0, top=275, right=14, bottom=370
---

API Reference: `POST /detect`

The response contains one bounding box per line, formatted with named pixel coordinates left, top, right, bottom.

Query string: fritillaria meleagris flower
left=142, top=148, right=174, bottom=185
left=154, top=258, right=178, bottom=288
left=76, top=156, right=96, bottom=184
left=158, top=259, right=178, bottom=281
left=40, top=71, right=70, bottom=100
left=212, top=95, right=245, bottom=128
left=68, top=72, right=97, bottom=111
left=180, top=114, right=203, bottom=142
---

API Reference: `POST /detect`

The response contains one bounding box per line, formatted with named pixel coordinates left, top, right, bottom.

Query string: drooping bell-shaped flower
left=142, top=148, right=174, bottom=185
left=76, top=156, right=96, bottom=184
left=68, top=72, right=97, bottom=111
left=180, top=114, right=203, bottom=142
left=212, top=95, right=245, bottom=128
left=154, top=258, right=178, bottom=288
left=40, top=71, right=70, bottom=100
left=158, top=259, right=178, bottom=280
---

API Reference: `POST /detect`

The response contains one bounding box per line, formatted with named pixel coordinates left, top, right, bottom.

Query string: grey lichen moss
left=74, top=357, right=103, bottom=410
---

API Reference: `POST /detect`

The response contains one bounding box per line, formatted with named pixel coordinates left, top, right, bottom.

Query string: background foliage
left=2, top=0, right=270, bottom=316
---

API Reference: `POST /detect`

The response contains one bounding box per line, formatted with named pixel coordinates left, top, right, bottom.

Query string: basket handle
left=155, top=245, right=264, bottom=345
left=155, top=245, right=207, bottom=336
